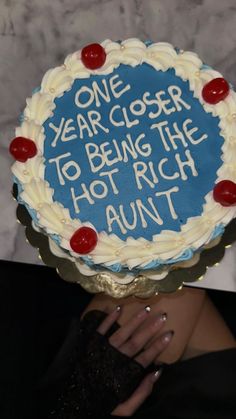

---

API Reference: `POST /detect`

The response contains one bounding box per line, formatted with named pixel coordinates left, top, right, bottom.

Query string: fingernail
left=116, top=305, right=121, bottom=312
left=162, top=331, right=174, bottom=344
left=151, top=368, right=163, bottom=383
left=160, top=312, right=167, bottom=322
left=153, top=312, right=167, bottom=327
left=137, top=305, right=151, bottom=319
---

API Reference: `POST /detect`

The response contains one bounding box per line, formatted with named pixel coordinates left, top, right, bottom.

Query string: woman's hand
left=96, top=305, right=173, bottom=417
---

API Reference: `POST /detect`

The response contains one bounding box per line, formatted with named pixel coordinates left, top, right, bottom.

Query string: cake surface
left=10, top=39, right=236, bottom=286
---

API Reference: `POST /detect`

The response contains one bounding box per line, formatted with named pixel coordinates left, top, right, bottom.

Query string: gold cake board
left=15, top=182, right=236, bottom=298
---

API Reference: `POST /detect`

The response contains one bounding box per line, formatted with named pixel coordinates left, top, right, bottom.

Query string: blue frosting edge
left=14, top=43, right=226, bottom=275
left=81, top=223, right=225, bottom=274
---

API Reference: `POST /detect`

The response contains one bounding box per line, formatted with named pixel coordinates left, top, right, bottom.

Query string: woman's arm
left=182, top=294, right=236, bottom=360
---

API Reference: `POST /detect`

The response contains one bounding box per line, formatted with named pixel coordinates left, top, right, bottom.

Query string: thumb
left=111, top=368, right=162, bottom=417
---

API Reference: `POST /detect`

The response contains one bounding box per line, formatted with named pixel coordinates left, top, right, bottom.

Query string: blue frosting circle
left=43, top=64, right=223, bottom=240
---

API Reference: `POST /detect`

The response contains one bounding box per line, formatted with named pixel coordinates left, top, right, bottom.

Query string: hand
left=97, top=305, right=174, bottom=417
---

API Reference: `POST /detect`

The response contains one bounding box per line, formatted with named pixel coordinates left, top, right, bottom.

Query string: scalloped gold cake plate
left=15, top=183, right=236, bottom=298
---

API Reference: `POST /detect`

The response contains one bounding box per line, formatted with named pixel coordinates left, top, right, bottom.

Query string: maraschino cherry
left=9, top=137, right=37, bottom=162
left=70, top=226, right=98, bottom=254
left=202, top=78, right=230, bottom=104
left=81, top=43, right=106, bottom=69
left=213, top=180, right=236, bottom=206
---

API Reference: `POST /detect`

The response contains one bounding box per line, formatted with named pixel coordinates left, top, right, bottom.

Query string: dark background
left=0, top=260, right=235, bottom=418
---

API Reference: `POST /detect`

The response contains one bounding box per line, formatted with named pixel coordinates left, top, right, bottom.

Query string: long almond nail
left=150, top=368, right=163, bottom=383
left=137, top=306, right=151, bottom=319
left=162, top=331, right=174, bottom=344
left=154, top=313, right=167, bottom=327
left=160, top=312, right=167, bottom=322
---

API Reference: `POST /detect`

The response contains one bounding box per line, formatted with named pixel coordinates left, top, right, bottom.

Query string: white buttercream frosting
left=11, top=38, right=236, bottom=282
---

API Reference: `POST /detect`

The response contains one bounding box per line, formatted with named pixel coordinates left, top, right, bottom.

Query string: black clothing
left=1, top=261, right=236, bottom=419
left=136, top=348, right=236, bottom=419
left=43, top=310, right=147, bottom=419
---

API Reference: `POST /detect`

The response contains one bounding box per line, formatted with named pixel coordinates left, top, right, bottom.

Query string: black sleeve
left=37, top=310, right=149, bottom=419
left=132, top=348, right=236, bottom=419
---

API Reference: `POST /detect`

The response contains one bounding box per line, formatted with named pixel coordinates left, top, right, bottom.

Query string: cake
left=10, top=38, right=236, bottom=290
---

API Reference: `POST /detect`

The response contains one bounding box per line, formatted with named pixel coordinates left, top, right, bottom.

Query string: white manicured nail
left=162, top=331, right=174, bottom=344
left=145, top=305, right=151, bottom=312
left=151, top=368, right=162, bottom=383
left=161, top=313, right=167, bottom=322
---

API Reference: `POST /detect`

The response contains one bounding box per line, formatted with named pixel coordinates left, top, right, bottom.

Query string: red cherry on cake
left=70, top=226, right=98, bottom=254
left=202, top=78, right=230, bottom=104
left=81, top=43, right=106, bottom=69
left=213, top=180, right=236, bottom=206
left=9, top=137, right=37, bottom=162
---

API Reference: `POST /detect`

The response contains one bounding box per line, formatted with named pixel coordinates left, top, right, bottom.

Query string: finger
left=97, top=306, right=121, bottom=335
left=109, top=306, right=151, bottom=349
left=111, top=370, right=162, bottom=417
left=119, top=312, right=167, bottom=358
left=135, top=330, right=174, bottom=367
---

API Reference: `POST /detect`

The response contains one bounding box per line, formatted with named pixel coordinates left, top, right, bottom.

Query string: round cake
left=10, top=38, right=236, bottom=290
